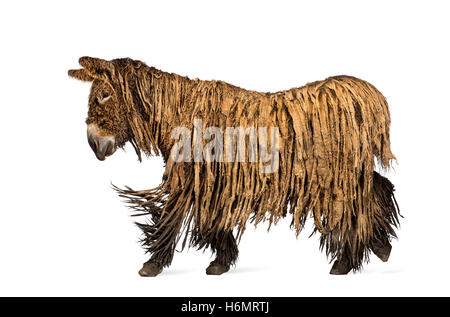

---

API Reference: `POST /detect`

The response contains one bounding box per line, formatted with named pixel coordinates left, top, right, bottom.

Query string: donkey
left=69, top=56, right=400, bottom=276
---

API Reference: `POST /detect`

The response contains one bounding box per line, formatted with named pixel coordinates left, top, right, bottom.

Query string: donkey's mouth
left=87, top=124, right=116, bottom=161
left=88, top=134, right=116, bottom=161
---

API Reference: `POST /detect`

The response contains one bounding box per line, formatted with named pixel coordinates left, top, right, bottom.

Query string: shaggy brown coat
left=69, top=57, right=399, bottom=270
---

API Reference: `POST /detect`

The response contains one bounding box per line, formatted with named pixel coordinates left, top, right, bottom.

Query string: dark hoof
left=330, top=258, right=352, bottom=275
left=206, top=261, right=230, bottom=275
left=372, top=241, right=392, bottom=262
left=139, top=262, right=163, bottom=277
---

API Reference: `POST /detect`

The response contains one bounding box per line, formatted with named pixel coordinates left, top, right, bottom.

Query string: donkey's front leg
left=205, top=230, right=239, bottom=275
left=139, top=260, right=163, bottom=277
left=138, top=211, right=183, bottom=277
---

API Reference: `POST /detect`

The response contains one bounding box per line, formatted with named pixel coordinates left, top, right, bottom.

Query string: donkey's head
left=69, top=57, right=131, bottom=161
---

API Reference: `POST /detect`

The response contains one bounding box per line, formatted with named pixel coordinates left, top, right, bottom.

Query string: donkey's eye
left=98, top=93, right=111, bottom=104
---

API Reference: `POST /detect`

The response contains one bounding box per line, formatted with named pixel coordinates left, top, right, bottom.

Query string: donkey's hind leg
left=201, top=230, right=239, bottom=275
left=369, top=171, right=400, bottom=262
left=371, top=234, right=392, bottom=262
left=329, top=171, right=399, bottom=275
left=329, top=232, right=392, bottom=274
left=329, top=242, right=364, bottom=275
left=325, top=218, right=366, bottom=275
left=330, top=256, right=352, bottom=275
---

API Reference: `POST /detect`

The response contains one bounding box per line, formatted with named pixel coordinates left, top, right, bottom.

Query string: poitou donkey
left=69, top=56, right=400, bottom=276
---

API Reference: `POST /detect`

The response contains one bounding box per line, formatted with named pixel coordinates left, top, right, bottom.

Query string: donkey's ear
left=78, top=56, right=114, bottom=74
left=68, top=68, right=94, bottom=82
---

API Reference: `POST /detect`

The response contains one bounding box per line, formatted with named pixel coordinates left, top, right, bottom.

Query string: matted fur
left=70, top=57, right=400, bottom=270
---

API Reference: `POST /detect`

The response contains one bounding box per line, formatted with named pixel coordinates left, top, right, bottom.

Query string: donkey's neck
left=131, top=66, right=195, bottom=159
left=131, top=65, right=255, bottom=160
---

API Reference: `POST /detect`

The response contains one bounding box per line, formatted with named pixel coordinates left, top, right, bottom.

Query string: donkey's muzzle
left=87, top=124, right=116, bottom=161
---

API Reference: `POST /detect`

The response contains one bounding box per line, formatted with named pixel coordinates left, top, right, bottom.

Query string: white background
left=0, top=0, right=449, bottom=296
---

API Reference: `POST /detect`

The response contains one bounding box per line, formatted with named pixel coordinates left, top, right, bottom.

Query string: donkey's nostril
left=96, top=137, right=115, bottom=161
left=88, top=133, right=98, bottom=153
